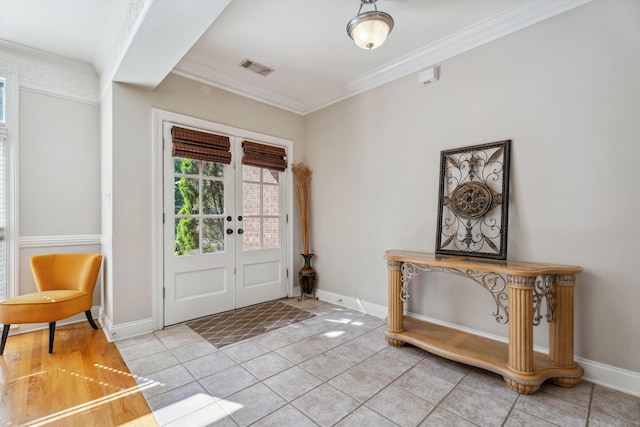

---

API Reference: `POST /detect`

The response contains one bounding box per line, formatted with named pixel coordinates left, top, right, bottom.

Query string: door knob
left=226, top=228, right=233, bottom=234
left=237, top=215, right=243, bottom=221
left=226, top=216, right=232, bottom=222
left=237, top=229, right=244, bottom=235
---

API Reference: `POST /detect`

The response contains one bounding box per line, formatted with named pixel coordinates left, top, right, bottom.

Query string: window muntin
left=242, top=165, right=280, bottom=251
left=174, top=158, right=225, bottom=256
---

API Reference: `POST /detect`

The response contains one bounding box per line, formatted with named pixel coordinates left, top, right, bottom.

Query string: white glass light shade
left=347, top=11, right=394, bottom=50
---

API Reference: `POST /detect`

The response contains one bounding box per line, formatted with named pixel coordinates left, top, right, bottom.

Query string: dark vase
left=298, top=253, right=318, bottom=300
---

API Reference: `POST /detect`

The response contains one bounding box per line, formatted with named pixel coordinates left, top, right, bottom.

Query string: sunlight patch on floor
left=153, top=393, right=243, bottom=426
left=22, top=381, right=159, bottom=427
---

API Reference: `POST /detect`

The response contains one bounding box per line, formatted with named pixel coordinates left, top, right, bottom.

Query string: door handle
left=226, top=216, right=232, bottom=222
left=237, top=215, right=243, bottom=221
left=237, top=229, right=244, bottom=235
left=226, top=228, right=234, bottom=234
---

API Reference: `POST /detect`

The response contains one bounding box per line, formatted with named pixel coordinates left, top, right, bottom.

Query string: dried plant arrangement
left=292, top=163, right=312, bottom=254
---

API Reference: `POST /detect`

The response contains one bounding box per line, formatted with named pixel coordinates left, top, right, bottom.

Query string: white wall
left=304, top=0, right=640, bottom=375
left=19, top=90, right=100, bottom=236
left=106, top=74, right=305, bottom=331
left=16, top=86, right=102, bottom=334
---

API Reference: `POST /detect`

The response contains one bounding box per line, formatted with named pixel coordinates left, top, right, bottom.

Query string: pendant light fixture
left=346, top=0, right=394, bottom=50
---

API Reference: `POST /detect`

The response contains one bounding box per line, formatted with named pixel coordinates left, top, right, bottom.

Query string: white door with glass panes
left=163, top=122, right=288, bottom=326
left=234, top=141, right=288, bottom=309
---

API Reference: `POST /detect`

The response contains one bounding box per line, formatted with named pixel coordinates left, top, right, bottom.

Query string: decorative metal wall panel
left=436, top=140, right=511, bottom=259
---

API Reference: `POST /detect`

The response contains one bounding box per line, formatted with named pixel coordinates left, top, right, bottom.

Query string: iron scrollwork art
left=436, top=140, right=511, bottom=259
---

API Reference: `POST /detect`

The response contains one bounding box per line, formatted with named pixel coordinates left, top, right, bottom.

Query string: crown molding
left=172, top=61, right=305, bottom=115
left=0, top=40, right=99, bottom=104
left=175, top=0, right=591, bottom=115
left=304, top=0, right=591, bottom=114
left=0, top=0, right=591, bottom=112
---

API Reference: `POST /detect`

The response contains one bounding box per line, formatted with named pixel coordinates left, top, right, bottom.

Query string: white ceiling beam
left=113, top=0, right=232, bottom=89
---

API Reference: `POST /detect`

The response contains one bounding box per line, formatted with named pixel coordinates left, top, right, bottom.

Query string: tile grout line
left=501, top=387, right=518, bottom=427
left=200, top=305, right=391, bottom=425
left=219, top=308, right=444, bottom=425
left=220, top=304, right=360, bottom=426
left=118, top=300, right=638, bottom=426
left=584, top=384, right=595, bottom=427
left=151, top=308, right=485, bottom=425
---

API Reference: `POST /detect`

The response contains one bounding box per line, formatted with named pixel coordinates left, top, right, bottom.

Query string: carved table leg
left=386, top=260, right=405, bottom=347
left=549, top=274, right=583, bottom=387
left=504, top=275, right=539, bottom=394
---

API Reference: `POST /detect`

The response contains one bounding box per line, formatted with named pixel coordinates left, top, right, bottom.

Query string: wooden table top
left=384, top=250, right=582, bottom=277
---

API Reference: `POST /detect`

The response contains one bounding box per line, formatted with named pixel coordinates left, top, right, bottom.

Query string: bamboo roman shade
left=171, top=126, right=231, bottom=164
left=242, top=141, right=288, bottom=172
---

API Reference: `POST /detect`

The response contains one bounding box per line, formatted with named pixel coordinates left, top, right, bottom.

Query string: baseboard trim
left=578, top=357, right=640, bottom=398
left=316, top=289, right=640, bottom=398
left=316, top=289, right=388, bottom=319
left=101, top=314, right=154, bottom=343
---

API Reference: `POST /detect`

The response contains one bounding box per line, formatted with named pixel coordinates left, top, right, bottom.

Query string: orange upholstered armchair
left=0, top=253, right=103, bottom=355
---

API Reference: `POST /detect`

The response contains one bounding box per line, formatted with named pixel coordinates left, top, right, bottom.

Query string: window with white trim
left=0, top=76, right=7, bottom=301
left=0, top=71, right=17, bottom=302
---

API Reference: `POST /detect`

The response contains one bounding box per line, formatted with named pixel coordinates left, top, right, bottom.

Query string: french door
left=162, top=122, right=288, bottom=326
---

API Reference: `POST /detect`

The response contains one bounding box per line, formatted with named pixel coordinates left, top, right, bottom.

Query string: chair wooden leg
left=0, top=324, right=10, bottom=355
left=85, top=310, right=99, bottom=330
left=49, top=322, right=56, bottom=353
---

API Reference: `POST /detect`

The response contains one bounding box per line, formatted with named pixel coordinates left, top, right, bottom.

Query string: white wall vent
left=239, top=59, right=274, bottom=77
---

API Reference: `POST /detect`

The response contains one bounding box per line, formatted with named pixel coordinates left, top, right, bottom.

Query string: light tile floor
left=116, top=299, right=640, bottom=426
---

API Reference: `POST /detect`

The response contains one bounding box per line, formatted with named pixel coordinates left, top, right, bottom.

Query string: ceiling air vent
left=239, top=59, right=274, bottom=77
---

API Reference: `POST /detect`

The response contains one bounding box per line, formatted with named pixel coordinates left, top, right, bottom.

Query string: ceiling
left=0, top=0, right=590, bottom=114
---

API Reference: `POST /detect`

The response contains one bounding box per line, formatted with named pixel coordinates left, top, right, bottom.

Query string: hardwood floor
left=0, top=321, right=156, bottom=426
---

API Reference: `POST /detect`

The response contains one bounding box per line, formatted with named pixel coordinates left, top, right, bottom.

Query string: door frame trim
left=151, top=109, right=294, bottom=331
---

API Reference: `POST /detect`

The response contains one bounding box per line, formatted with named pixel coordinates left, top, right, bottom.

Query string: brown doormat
left=186, top=300, right=315, bottom=348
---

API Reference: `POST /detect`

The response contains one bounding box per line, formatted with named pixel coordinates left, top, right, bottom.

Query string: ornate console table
left=384, top=249, right=583, bottom=394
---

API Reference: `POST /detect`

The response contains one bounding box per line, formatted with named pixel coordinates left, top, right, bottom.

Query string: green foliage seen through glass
left=175, top=158, right=225, bottom=255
